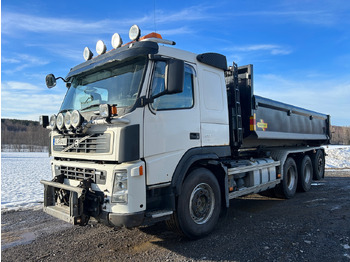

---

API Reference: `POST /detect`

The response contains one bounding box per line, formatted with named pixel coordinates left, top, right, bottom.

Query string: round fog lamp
left=129, top=24, right=141, bottom=41
left=57, top=113, right=65, bottom=130
left=83, top=47, right=93, bottom=61
left=71, top=110, right=82, bottom=128
left=64, top=111, right=72, bottom=129
left=111, top=33, right=123, bottom=49
left=96, top=40, right=107, bottom=55
left=49, top=114, right=57, bottom=130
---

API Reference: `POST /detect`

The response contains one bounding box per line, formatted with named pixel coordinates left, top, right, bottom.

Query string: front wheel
left=167, top=168, right=221, bottom=239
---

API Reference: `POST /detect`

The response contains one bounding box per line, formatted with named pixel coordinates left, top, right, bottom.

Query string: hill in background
left=1, top=119, right=50, bottom=152
left=1, top=119, right=349, bottom=152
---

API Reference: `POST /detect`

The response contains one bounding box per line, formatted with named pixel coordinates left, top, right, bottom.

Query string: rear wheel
left=275, top=157, right=298, bottom=199
left=297, top=155, right=313, bottom=192
left=311, top=149, right=325, bottom=180
left=167, top=168, right=221, bottom=239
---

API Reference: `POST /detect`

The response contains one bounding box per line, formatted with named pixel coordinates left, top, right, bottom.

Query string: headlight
left=71, top=110, right=82, bottom=128
left=49, top=114, right=57, bottom=130
left=56, top=113, right=65, bottom=130
left=99, top=104, right=110, bottom=118
left=112, top=171, right=128, bottom=203
left=64, top=111, right=72, bottom=129
left=129, top=25, right=141, bottom=41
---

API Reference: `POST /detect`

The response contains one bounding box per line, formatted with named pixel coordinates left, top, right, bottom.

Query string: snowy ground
left=1, top=152, right=52, bottom=210
left=1, top=146, right=350, bottom=211
left=324, top=145, right=350, bottom=170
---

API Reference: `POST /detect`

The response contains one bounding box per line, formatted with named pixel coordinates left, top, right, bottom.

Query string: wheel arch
left=171, top=146, right=230, bottom=208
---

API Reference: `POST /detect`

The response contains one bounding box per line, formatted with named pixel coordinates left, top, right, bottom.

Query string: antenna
left=153, top=0, right=157, bottom=33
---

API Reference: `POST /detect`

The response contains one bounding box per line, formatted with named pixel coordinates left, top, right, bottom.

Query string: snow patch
left=1, top=152, right=52, bottom=211
left=324, top=145, right=350, bottom=170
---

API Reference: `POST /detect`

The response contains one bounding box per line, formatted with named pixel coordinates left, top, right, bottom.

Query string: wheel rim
left=317, top=156, right=324, bottom=173
left=287, top=166, right=296, bottom=191
left=189, top=183, right=215, bottom=225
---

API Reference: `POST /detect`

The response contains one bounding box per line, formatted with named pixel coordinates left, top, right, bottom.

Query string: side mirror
left=39, top=115, right=49, bottom=128
left=166, top=59, right=184, bottom=95
left=45, top=74, right=57, bottom=88
left=152, top=59, right=184, bottom=99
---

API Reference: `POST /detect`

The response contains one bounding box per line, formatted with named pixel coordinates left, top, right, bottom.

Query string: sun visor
left=66, top=41, right=159, bottom=79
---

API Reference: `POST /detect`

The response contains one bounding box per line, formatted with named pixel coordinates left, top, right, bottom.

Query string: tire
left=297, top=155, right=313, bottom=192
left=311, top=149, right=325, bottom=180
left=167, top=168, right=221, bottom=239
left=275, top=157, right=298, bottom=199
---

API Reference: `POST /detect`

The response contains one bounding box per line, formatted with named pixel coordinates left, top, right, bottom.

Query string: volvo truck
left=40, top=25, right=330, bottom=239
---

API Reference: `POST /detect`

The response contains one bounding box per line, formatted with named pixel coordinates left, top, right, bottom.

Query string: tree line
left=331, top=125, right=350, bottom=145
left=1, top=119, right=349, bottom=152
left=1, top=119, right=50, bottom=152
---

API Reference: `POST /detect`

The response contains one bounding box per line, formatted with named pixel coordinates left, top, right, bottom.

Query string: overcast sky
left=2, top=0, right=350, bottom=126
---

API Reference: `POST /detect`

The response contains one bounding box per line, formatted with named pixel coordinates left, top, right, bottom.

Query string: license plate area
left=54, top=137, right=68, bottom=146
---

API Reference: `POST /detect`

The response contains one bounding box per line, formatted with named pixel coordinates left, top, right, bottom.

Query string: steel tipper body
left=40, top=25, right=330, bottom=239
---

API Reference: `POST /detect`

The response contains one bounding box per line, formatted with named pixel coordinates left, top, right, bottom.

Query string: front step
left=146, top=209, right=173, bottom=219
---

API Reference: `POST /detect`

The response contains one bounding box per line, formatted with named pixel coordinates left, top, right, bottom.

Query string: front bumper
left=41, top=179, right=99, bottom=225
left=40, top=158, right=146, bottom=228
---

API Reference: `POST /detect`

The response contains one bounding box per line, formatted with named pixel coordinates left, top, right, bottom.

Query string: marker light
left=129, top=25, right=141, bottom=41
left=49, top=115, right=57, bottom=130
left=83, top=47, right=93, bottom=61
left=111, top=33, right=123, bottom=49
left=96, top=40, right=107, bottom=55
left=57, top=113, right=65, bottom=130
left=140, top=32, right=162, bottom=40
left=64, top=111, right=72, bottom=129
left=99, top=104, right=110, bottom=118
left=71, top=110, right=82, bottom=128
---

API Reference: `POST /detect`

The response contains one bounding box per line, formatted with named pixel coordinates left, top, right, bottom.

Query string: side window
left=150, top=61, right=194, bottom=110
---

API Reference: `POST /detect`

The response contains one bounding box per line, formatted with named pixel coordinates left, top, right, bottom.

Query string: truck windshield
left=60, top=56, right=147, bottom=113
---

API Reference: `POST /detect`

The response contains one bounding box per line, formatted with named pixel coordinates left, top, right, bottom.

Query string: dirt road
left=2, top=171, right=350, bottom=261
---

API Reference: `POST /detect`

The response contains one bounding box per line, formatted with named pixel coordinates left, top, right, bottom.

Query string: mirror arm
left=56, top=76, right=68, bottom=83
left=136, top=96, right=154, bottom=107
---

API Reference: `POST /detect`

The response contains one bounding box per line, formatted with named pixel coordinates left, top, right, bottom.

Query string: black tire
left=297, top=155, right=313, bottom=192
left=275, top=157, right=298, bottom=199
left=311, top=149, right=325, bottom=180
left=167, top=168, right=221, bottom=239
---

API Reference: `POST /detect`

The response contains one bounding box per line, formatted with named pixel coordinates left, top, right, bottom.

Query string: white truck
left=40, top=25, right=331, bottom=239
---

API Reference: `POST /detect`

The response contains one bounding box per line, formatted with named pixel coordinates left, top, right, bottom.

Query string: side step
left=146, top=210, right=173, bottom=219
left=229, top=179, right=281, bottom=199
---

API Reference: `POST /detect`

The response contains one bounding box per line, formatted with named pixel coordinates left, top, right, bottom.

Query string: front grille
left=53, top=133, right=111, bottom=153
left=57, top=165, right=106, bottom=185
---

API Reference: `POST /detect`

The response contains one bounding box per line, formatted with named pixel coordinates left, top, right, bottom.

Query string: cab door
left=143, top=61, right=200, bottom=185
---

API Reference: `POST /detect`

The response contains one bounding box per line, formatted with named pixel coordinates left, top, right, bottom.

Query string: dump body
left=225, top=64, right=330, bottom=150
left=244, top=95, right=330, bottom=147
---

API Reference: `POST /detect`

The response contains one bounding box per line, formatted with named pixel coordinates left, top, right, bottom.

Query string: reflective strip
left=250, top=113, right=256, bottom=131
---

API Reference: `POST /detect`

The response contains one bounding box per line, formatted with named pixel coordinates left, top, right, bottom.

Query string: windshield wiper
left=81, top=104, right=99, bottom=111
